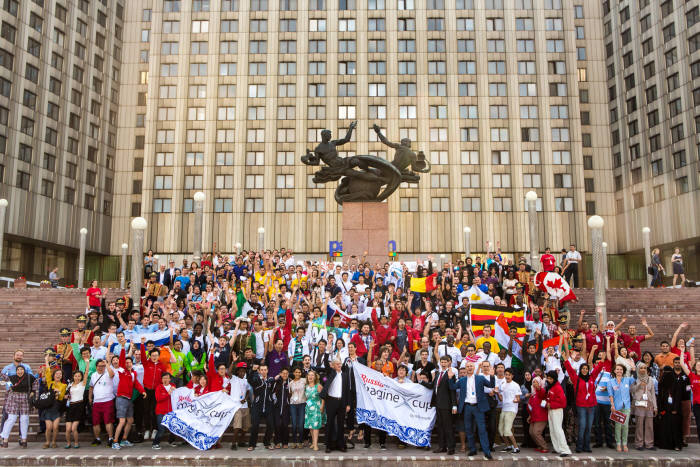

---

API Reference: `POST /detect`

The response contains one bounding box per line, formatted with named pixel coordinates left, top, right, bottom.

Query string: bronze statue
left=301, top=122, right=430, bottom=204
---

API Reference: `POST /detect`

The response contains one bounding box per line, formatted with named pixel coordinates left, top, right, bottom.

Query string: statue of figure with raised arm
left=372, top=124, right=431, bottom=184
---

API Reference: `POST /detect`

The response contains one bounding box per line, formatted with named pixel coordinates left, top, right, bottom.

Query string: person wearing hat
left=71, top=315, right=94, bottom=346
left=146, top=273, right=166, bottom=303
left=55, top=328, right=74, bottom=383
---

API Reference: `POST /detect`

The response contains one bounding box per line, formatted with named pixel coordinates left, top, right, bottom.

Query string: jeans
left=152, top=414, right=169, bottom=445
left=290, top=404, right=305, bottom=444
left=576, top=406, right=594, bottom=451
left=593, top=403, right=615, bottom=447
left=613, top=408, right=630, bottom=446
left=463, top=405, right=491, bottom=456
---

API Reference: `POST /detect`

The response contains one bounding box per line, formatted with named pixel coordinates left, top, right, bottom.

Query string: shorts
left=116, top=396, right=134, bottom=419
left=92, top=400, right=115, bottom=425
left=40, top=406, right=62, bottom=422
left=232, top=407, right=250, bottom=430
left=498, top=410, right=517, bottom=437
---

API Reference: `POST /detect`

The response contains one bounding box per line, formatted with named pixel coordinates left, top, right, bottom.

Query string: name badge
left=642, top=393, right=648, bottom=401
left=668, top=396, right=673, bottom=404
left=540, top=400, right=547, bottom=408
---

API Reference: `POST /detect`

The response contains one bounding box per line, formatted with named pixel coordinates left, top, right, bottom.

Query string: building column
left=588, top=215, right=606, bottom=325
left=130, top=217, right=147, bottom=312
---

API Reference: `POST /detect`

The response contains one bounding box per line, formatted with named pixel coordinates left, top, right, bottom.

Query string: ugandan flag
left=469, top=304, right=526, bottom=339
left=409, top=273, right=438, bottom=293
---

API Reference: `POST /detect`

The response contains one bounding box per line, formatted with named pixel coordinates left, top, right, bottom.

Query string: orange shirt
left=372, top=360, right=395, bottom=378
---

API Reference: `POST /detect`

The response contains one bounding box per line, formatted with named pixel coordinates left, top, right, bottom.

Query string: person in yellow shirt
left=42, top=353, right=67, bottom=449
left=475, top=324, right=500, bottom=353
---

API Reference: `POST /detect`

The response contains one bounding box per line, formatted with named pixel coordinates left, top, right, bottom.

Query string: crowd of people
left=1, top=247, right=697, bottom=459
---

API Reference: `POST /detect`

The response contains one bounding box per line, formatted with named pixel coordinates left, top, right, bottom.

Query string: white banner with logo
left=353, top=363, right=435, bottom=447
left=161, top=386, right=242, bottom=450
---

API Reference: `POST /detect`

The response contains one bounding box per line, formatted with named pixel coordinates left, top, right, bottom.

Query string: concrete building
left=0, top=0, right=123, bottom=279
left=605, top=0, right=700, bottom=273
left=112, top=0, right=615, bottom=262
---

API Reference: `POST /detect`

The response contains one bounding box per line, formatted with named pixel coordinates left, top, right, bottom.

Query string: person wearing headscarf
left=631, top=363, right=657, bottom=450
left=526, top=376, right=549, bottom=452
left=655, top=366, right=683, bottom=450
left=545, top=370, right=571, bottom=457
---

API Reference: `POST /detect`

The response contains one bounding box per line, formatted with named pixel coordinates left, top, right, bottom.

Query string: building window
left=153, top=198, right=172, bottom=213
left=555, top=197, right=574, bottom=212
left=307, top=197, right=326, bottom=212
left=431, top=197, right=450, bottom=212
left=276, top=198, right=294, bottom=212
left=493, top=197, right=511, bottom=212
left=214, top=198, right=233, bottom=213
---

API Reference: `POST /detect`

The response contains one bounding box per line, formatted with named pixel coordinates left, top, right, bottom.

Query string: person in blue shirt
left=174, top=271, right=190, bottom=290
left=134, top=315, right=159, bottom=334
left=1, top=351, right=33, bottom=388
left=606, top=363, right=635, bottom=452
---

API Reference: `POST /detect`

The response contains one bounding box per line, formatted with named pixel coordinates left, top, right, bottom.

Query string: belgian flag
left=469, top=304, right=526, bottom=338
left=409, top=273, right=438, bottom=293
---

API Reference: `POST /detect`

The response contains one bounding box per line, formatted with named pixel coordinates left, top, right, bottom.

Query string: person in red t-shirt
left=614, top=316, right=654, bottom=361
left=540, top=248, right=557, bottom=272
left=86, top=280, right=102, bottom=311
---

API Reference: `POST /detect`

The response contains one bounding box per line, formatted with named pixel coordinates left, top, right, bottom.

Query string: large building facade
left=112, top=0, right=614, bottom=258
left=0, top=0, right=698, bottom=283
left=0, top=0, right=122, bottom=279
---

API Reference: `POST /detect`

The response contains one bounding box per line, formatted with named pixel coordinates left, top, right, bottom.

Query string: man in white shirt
left=437, top=336, right=462, bottom=368
left=89, top=360, right=116, bottom=447
left=475, top=342, right=499, bottom=373
left=563, top=244, right=582, bottom=288
left=497, top=368, right=521, bottom=453
left=229, top=362, right=252, bottom=450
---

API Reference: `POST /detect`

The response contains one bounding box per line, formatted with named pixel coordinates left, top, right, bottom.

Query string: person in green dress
left=304, top=370, right=324, bottom=451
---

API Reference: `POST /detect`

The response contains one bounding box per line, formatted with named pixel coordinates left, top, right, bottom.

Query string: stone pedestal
left=342, top=202, right=389, bottom=264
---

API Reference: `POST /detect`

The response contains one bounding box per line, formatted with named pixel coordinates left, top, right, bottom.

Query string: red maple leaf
left=546, top=277, right=564, bottom=291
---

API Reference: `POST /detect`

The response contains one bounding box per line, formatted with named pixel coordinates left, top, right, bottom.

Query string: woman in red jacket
left=545, top=370, right=572, bottom=457
left=564, top=359, right=604, bottom=453
left=527, top=377, right=549, bottom=453
left=152, top=372, right=175, bottom=450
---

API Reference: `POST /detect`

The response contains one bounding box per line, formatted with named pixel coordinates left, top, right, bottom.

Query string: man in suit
left=157, top=264, right=168, bottom=287
left=419, top=355, right=457, bottom=454
left=163, top=260, right=177, bottom=289
left=449, top=360, right=496, bottom=459
left=320, top=358, right=349, bottom=453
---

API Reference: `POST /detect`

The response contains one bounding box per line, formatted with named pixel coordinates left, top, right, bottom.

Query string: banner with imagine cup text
left=161, top=386, right=242, bottom=450
left=353, top=363, right=435, bottom=447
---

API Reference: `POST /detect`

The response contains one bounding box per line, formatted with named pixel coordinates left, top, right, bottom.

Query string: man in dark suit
left=163, top=260, right=177, bottom=289
left=320, top=358, right=349, bottom=452
left=419, top=355, right=457, bottom=455
left=449, top=360, right=496, bottom=459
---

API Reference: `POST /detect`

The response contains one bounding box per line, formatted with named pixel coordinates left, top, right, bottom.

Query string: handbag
left=609, top=409, right=627, bottom=424
left=647, top=266, right=654, bottom=275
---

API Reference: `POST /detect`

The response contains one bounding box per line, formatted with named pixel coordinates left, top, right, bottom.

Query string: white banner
left=353, top=363, right=435, bottom=447
left=161, top=386, right=242, bottom=450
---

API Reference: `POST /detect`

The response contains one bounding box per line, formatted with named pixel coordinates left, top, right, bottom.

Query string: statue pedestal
left=342, top=202, right=388, bottom=264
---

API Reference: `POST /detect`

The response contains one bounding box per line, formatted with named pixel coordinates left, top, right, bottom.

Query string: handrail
left=0, top=277, right=43, bottom=288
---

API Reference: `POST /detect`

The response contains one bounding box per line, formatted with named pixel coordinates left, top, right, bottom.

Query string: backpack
left=31, top=379, right=56, bottom=410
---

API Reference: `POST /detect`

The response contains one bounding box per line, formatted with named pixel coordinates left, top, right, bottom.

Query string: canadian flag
left=534, top=271, right=577, bottom=304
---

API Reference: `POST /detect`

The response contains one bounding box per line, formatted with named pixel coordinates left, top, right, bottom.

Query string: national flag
left=469, top=304, right=526, bottom=338
left=133, top=329, right=171, bottom=349
left=409, top=273, right=438, bottom=293
left=386, top=263, right=405, bottom=289
left=541, top=336, right=560, bottom=350
left=495, top=313, right=522, bottom=366
left=534, top=271, right=577, bottom=303
left=459, top=286, right=495, bottom=305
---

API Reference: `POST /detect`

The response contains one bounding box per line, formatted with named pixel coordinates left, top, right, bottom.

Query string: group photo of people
left=1, top=247, right=698, bottom=460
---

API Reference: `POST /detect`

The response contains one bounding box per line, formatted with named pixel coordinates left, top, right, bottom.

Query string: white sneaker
left=144, top=431, right=150, bottom=440
left=151, top=430, right=158, bottom=439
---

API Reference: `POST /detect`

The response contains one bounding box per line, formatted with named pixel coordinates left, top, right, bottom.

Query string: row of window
left=147, top=126, right=581, bottom=145
left=153, top=0, right=561, bottom=15
left=157, top=81, right=575, bottom=100
left=150, top=195, right=576, bottom=214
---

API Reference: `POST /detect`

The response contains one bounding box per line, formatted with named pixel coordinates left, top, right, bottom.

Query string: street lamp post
left=463, top=226, right=471, bottom=261
left=525, top=191, right=539, bottom=267
left=0, top=199, right=7, bottom=271
left=601, top=241, right=609, bottom=290
left=257, top=227, right=265, bottom=251
left=588, top=215, right=606, bottom=325
left=120, top=243, right=128, bottom=289
left=78, top=228, right=88, bottom=289
left=642, top=227, right=651, bottom=287
left=130, top=217, right=148, bottom=312
left=193, top=191, right=205, bottom=263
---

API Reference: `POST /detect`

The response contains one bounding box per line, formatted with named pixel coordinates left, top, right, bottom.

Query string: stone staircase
left=0, top=287, right=698, bottom=444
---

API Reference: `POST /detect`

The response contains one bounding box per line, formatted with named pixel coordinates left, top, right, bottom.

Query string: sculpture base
left=342, top=202, right=389, bottom=265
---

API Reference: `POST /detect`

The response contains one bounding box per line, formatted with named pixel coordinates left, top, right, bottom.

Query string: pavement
left=0, top=443, right=698, bottom=466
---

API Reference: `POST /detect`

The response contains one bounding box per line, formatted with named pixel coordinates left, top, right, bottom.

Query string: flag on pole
left=534, top=271, right=577, bottom=303
left=469, top=304, right=526, bottom=338
left=458, top=286, right=495, bottom=305
left=495, top=313, right=522, bottom=367
left=409, top=273, right=438, bottom=293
